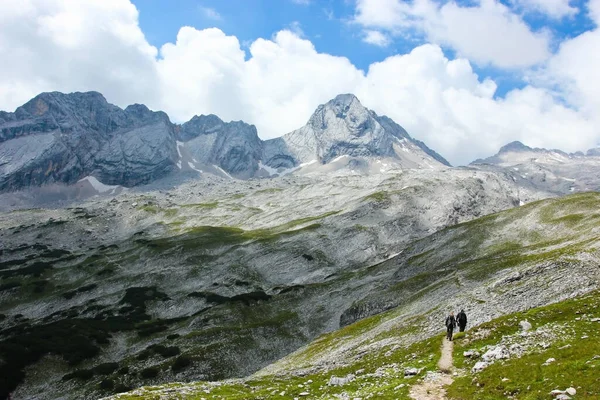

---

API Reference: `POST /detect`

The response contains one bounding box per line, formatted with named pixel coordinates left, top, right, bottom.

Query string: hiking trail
left=408, top=338, right=454, bottom=400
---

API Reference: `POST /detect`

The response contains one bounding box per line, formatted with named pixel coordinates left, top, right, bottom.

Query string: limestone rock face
left=178, top=115, right=263, bottom=179
left=0, top=92, right=178, bottom=191
left=262, top=94, right=451, bottom=170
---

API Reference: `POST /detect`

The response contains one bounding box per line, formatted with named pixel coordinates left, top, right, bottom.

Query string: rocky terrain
left=471, top=141, right=600, bottom=195
left=0, top=163, right=551, bottom=399
left=104, top=193, right=600, bottom=399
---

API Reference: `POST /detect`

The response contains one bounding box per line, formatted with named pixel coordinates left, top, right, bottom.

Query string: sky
left=1, top=0, right=600, bottom=166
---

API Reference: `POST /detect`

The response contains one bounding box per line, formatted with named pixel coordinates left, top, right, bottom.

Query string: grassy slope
left=108, top=193, right=600, bottom=399
left=449, top=290, right=600, bottom=399
left=110, top=290, right=600, bottom=399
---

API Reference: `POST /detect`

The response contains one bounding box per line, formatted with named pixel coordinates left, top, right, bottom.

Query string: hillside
left=108, top=289, right=600, bottom=399
left=2, top=190, right=597, bottom=399
left=104, top=193, right=600, bottom=399
left=0, top=167, right=546, bottom=400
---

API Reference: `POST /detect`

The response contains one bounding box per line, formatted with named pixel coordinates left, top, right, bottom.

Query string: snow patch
left=214, top=165, right=233, bottom=179
left=331, top=155, right=349, bottom=163
left=258, top=161, right=280, bottom=176
left=176, top=141, right=184, bottom=158
left=259, top=160, right=318, bottom=177
left=188, top=162, right=202, bottom=173
left=78, top=176, right=117, bottom=193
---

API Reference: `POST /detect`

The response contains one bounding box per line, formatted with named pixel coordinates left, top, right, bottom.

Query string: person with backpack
left=445, top=312, right=457, bottom=340
left=457, top=309, right=467, bottom=332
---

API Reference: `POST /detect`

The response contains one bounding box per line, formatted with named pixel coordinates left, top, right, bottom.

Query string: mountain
left=262, top=94, right=450, bottom=172
left=471, top=140, right=600, bottom=194
left=0, top=92, right=178, bottom=192
left=0, top=91, right=450, bottom=193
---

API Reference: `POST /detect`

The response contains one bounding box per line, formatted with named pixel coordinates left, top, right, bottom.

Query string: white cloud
left=510, top=0, right=578, bottom=19
left=0, top=0, right=599, bottom=166
left=291, top=0, right=311, bottom=5
left=589, top=0, right=600, bottom=24
left=362, top=30, right=391, bottom=46
left=429, top=0, right=551, bottom=68
left=354, top=0, right=416, bottom=30
left=288, top=21, right=305, bottom=37
left=354, top=0, right=551, bottom=68
left=199, top=6, right=222, bottom=21
left=0, top=0, right=158, bottom=111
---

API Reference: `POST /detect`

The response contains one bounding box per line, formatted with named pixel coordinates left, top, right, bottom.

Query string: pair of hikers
left=445, top=309, right=467, bottom=340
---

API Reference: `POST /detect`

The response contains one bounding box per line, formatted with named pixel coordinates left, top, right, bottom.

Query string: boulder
left=328, top=374, right=355, bottom=386
left=472, top=361, right=489, bottom=372
left=519, top=320, right=532, bottom=331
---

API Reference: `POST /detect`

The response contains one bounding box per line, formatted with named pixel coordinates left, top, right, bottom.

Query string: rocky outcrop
left=0, top=92, right=178, bottom=192
left=470, top=140, right=600, bottom=194
left=177, top=115, right=263, bottom=179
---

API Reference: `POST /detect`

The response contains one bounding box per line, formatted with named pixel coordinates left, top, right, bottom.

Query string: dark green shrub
left=114, top=383, right=132, bottom=393
left=99, top=378, right=114, bottom=390
left=93, top=362, right=118, bottom=375
left=171, top=355, right=192, bottom=372
left=117, top=366, right=129, bottom=375
left=136, top=350, right=152, bottom=361
left=140, top=367, right=159, bottom=379
left=62, top=369, right=93, bottom=381
left=157, top=346, right=180, bottom=358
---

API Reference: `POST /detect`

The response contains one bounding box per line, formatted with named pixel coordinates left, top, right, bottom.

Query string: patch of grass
left=254, top=188, right=284, bottom=194
left=138, top=205, right=159, bottom=214
left=181, top=201, right=219, bottom=209
left=449, top=290, right=600, bottom=399
left=362, top=191, right=390, bottom=202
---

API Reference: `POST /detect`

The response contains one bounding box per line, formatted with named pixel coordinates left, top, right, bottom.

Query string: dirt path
left=409, top=338, right=454, bottom=400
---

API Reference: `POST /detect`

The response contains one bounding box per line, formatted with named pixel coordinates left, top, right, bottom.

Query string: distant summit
left=262, top=93, right=451, bottom=171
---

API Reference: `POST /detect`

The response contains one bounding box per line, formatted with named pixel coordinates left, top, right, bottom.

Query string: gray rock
left=262, top=94, right=450, bottom=172
left=566, top=387, right=576, bottom=396
left=482, top=346, right=509, bottom=361
left=178, top=115, right=262, bottom=179
left=404, top=367, right=421, bottom=376
left=472, top=361, right=489, bottom=372
left=519, top=320, right=532, bottom=331
left=328, top=374, right=355, bottom=386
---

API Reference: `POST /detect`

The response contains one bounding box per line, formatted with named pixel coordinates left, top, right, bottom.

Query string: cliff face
left=0, top=91, right=178, bottom=191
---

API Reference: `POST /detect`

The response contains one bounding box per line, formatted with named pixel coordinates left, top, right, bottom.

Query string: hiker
left=457, top=309, right=467, bottom=332
left=445, top=312, right=456, bottom=340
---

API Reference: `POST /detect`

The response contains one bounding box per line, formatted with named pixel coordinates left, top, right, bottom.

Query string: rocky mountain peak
left=307, top=93, right=373, bottom=138
left=498, top=141, right=532, bottom=154
left=263, top=93, right=449, bottom=169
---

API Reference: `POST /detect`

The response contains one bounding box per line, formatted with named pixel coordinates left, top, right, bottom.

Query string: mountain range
left=0, top=91, right=450, bottom=193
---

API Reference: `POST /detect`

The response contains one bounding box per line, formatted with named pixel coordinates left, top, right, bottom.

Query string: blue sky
left=132, top=0, right=597, bottom=97
left=1, top=0, right=599, bottom=164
